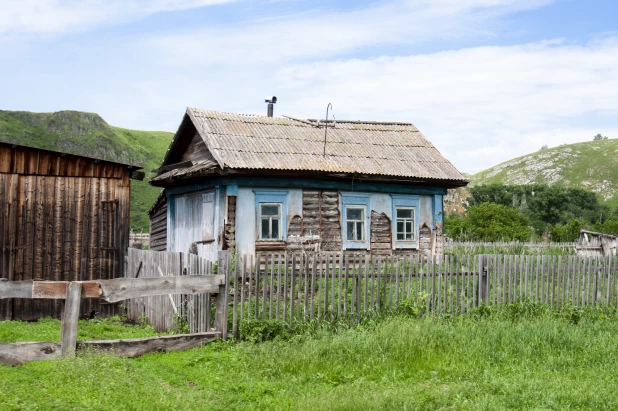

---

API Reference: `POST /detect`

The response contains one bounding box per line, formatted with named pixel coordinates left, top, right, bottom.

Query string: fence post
left=215, top=251, right=230, bottom=339
left=60, top=282, right=82, bottom=357
left=477, top=255, right=489, bottom=306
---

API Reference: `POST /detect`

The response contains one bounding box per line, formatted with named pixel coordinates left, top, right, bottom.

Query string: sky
left=0, top=0, right=617, bottom=174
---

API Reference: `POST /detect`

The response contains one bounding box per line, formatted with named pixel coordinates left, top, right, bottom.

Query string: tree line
left=445, top=183, right=618, bottom=242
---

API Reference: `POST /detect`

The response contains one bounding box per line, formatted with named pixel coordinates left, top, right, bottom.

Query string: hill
left=0, top=110, right=173, bottom=232
left=471, top=139, right=618, bottom=210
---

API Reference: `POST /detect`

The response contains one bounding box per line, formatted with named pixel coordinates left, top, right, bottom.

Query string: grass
left=0, top=316, right=162, bottom=343
left=2, top=305, right=618, bottom=410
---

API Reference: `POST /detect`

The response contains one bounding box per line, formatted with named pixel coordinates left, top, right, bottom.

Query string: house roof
left=151, top=107, right=467, bottom=185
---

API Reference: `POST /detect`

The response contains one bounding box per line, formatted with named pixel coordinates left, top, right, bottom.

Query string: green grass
left=2, top=306, right=618, bottom=410
left=0, top=110, right=173, bottom=232
left=0, top=316, right=162, bottom=343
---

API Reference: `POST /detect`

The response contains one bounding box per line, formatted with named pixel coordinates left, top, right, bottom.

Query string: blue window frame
left=391, top=195, right=421, bottom=249
left=254, top=190, right=288, bottom=241
left=340, top=193, right=371, bottom=250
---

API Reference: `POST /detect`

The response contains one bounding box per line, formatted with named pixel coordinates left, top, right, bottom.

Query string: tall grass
left=2, top=304, right=618, bottom=410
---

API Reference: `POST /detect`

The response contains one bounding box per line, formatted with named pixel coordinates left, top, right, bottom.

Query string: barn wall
left=149, top=196, right=167, bottom=252
left=0, top=143, right=132, bottom=321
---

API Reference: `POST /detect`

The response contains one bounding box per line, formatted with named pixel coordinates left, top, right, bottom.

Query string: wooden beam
left=97, top=275, right=225, bottom=303
left=0, top=280, right=33, bottom=299
left=33, top=281, right=101, bottom=299
left=60, top=282, right=82, bottom=358
left=0, top=342, right=62, bottom=365
left=0, top=332, right=222, bottom=365
left=77, top=332, right=221, bottom=358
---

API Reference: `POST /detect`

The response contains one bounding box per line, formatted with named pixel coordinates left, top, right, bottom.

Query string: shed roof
left=153, top=108, right=466, bottom=185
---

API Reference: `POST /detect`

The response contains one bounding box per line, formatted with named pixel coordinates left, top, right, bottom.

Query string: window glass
left=397, top=208, right=412, bottom=219
left=261, top=204, right=279, bottom=216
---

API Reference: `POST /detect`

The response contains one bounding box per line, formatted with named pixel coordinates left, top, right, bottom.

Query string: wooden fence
left=125, top=248, right=221, bottom=333
left=228, top=253, right=618, bottom=335
left=0, top=273, right=227, bottom=365
left=124, top=251, right=618, bottom=339
left=444, top=241, right=577, bottom=255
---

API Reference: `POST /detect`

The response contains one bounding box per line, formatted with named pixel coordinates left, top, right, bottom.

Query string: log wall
left=0, top=143, right=133, bottom=320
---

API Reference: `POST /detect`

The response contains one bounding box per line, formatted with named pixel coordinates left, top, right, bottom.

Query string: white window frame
left=259, top=202, right=282, bottom=241
left=345, top=206, right=366, bottom=242
left=395, top=206, right=416, bottom=242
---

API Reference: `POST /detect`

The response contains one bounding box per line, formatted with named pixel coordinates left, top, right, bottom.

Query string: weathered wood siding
left=149, top=195, right=167, bottom=252
left=0, top=143, right=132, bottom=320
left=224, top=196, right=236, bottom=250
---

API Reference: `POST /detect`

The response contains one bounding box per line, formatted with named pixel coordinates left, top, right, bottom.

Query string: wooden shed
left=0, top=141, right=143, bottom=320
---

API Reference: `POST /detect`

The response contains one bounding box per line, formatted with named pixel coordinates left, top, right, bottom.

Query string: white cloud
left=265, top=37, right=618, bottom=173
left=0, top=0, right=235, bottom=36
left=149, top=0, right=553, bottom=64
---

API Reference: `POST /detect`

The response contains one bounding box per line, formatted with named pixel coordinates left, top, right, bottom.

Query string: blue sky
left=1, top=0, right=617, bottom=173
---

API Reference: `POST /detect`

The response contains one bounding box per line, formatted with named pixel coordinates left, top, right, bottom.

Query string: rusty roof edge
left=187, top=107, right=226, bottom=170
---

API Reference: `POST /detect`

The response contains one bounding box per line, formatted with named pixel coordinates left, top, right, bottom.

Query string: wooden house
left=149, top=108, right=468, bottom=260
left=0, top=141, right=143, bottom=320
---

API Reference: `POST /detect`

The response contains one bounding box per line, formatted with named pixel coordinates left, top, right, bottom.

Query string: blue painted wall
left=166, top=177, right=444, bottom=258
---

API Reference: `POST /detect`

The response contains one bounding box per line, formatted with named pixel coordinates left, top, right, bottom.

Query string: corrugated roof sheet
left=166, top=108, right=466, bottom=182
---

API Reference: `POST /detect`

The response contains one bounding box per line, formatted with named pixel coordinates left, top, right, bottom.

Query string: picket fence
left=125, top=250, right=618, bottom=337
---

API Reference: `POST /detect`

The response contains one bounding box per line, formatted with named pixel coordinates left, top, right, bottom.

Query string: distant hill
left=472, top=139, right=618, bottom=210
left=0, top=110, right=173, bottom=232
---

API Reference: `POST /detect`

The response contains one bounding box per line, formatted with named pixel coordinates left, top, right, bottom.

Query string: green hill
left=0, top=110, right=173, bottom=232
left=472, top=139, right=618, bottom=210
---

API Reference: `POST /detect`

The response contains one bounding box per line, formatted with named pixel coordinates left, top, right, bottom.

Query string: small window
left=346, top=206, right=365, bottom=242
left=395, top=207, right=415, bottom=241
left=260, top=203, right=282, bottom=240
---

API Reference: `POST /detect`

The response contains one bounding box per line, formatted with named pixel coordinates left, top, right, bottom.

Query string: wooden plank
left=60, top=282, right=82, bottom=357
left=29, top=281, right=101, bottom=299
left=276, top=253, right=282, bottom=320
left=269, top=254, right=275, bottom=320
left=0, top=280, right=33, bottom=299
left=310, top=254, right=316, bottom=320
left=290, top=254, right=295, bottom=321
left=78, top=332, right=221, bottom=358
left=0, top=342, right=62, bottom=366
left=98, top=275, right=225, bottom=303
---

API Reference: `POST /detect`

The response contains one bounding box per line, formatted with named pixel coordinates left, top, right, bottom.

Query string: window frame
left=253, top=190, right=288, bottom=242
left=340, top=193, right=371, bottom=250
left=391, top=195, right=420, bottom=249
left=395, top=206, right=415, bottom=242
left=259, top=202, right=282, bottom=240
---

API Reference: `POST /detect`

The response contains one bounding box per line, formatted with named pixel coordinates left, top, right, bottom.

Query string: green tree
left=446, top=203, right=532, bottom=242
left=551, top=218, right=584, bottom=242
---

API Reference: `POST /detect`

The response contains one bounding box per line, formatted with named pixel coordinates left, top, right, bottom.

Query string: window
left=391, top=195, right=421, bottom=249
left=395, top=207, right=415, bottom=241
left=340, top=193, right=370, bottom=250
left=260, top=203, right=282, bottom=240
left=346, top=206, right=365, bottom=241
left=253, top=190, right=288, bottom=241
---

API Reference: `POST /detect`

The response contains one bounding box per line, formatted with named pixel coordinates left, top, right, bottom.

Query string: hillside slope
left=0, top=110, right=173, bottom=232
left=472, top=139, right=618, bottom=210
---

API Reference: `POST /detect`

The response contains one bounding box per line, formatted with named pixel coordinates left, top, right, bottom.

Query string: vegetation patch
left=0, top=316, right=163, bottom=343
left=2, top=305, right=618, bottom=409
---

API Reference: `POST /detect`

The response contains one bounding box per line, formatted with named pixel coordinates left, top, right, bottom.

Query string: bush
left=447, top=202, right=532, bottom=241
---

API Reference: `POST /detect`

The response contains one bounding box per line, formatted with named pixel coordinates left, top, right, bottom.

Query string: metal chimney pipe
left=265, top=96, right=277, bottom=117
